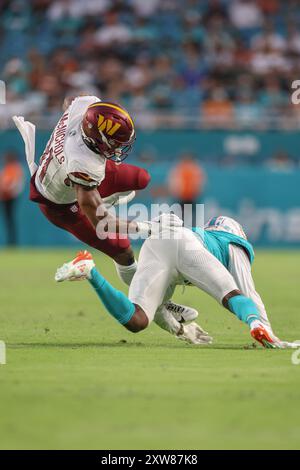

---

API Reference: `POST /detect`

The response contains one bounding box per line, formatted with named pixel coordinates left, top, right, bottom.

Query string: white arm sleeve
left=228, top=244, right=271, bottom=329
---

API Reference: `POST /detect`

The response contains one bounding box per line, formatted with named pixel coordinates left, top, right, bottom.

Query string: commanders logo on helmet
left=81, top=102, right=136, bottom=162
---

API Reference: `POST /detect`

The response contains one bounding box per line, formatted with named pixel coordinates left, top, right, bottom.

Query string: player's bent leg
left=124, top=305, right=149, bottom=333
left=222, top=290, right=261, bottom=327
left=177, top=228, right=239, bottom=304
left=228, top=244, right=272, bottom=329
left=113, top=247, right=138, bottom=286
left=89, top=266, right=148, bottom=333
left=112, top=247, right=135, bottom=266
left=38, top=200, right=135, bottom=261
left=226, top=245, right=297, bottom=348
left=222, top=290, right=297, bottom=348
left=176, top=228, right=280, bottom=348
left=89, top=265, right=148, bottom=332
left=98, top=160, right=150, bottom=199
left=128, top=239, right=177, bottom=328
left=223, top=289, right=271, bottom=347
left=40, top=199, right=139, bottom=286
left=114, top=247, right=200, bottom=319
left=55, top=251, right=149, bottom=333
left=125, top=242, right=210, bottom=344
left=224, top=289, right=274, bottom=348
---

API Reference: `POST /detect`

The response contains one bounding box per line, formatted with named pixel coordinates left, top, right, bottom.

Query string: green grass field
left=0, top=249, right=299, bottom=450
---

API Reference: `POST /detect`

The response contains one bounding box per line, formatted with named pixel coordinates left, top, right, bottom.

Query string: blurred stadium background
left=0, top=0, right=300, bottom=247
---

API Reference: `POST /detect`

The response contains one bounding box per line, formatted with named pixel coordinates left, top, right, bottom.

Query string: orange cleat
left=55, top=251, right=95, bottom=282
left=251, top=324, right=277, bottom=349
left=251, top=323, right=298, bottom=349
left=72, top=250, right=93, bottom=264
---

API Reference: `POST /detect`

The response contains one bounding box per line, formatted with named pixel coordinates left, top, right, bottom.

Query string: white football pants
left=129, top=226, right=270, bottom=328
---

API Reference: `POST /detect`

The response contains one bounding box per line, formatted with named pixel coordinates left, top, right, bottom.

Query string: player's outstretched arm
left=75, top=184, right=150, bottom=238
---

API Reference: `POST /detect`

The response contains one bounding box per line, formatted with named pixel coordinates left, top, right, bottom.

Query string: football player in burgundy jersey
left=18, top=96, right=200, bottom=331
left=30, top=96, right=152, bottom=278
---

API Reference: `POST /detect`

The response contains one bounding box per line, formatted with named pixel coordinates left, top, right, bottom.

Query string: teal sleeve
left=89, top=268, right=135, bottom=325
left=228, top=295, right=260, bottom=327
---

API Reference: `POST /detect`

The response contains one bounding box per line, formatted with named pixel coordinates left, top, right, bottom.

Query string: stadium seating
left=1, top=0, right=299, bottom=129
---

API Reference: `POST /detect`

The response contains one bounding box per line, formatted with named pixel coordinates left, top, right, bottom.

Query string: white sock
left=114, top=260, right=137, bottom=286
left=250, top=319, right=264, bottom=330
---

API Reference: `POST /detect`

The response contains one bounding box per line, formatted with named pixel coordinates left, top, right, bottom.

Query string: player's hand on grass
left=177, top=322, right=213, bottom=345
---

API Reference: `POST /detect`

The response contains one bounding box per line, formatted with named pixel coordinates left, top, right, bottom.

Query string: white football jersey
left=35, top=96, right=106, bottom=204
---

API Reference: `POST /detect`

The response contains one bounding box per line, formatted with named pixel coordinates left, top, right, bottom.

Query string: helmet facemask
left=99, top=129, right=136, bottom=163
left=81, top=124, right=135, bottom=163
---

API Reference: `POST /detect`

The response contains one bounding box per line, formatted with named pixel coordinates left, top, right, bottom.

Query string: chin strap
left=98, top=129, right=111, bottom=149
left=82, top=125, right=125, bottom=163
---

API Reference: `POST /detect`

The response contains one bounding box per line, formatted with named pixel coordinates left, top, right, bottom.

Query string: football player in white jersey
left=29, top=96, right=151, bottom=267
left=55, top=214, right=297, bottom=348
left=14, top=97, right=198, bottom=330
